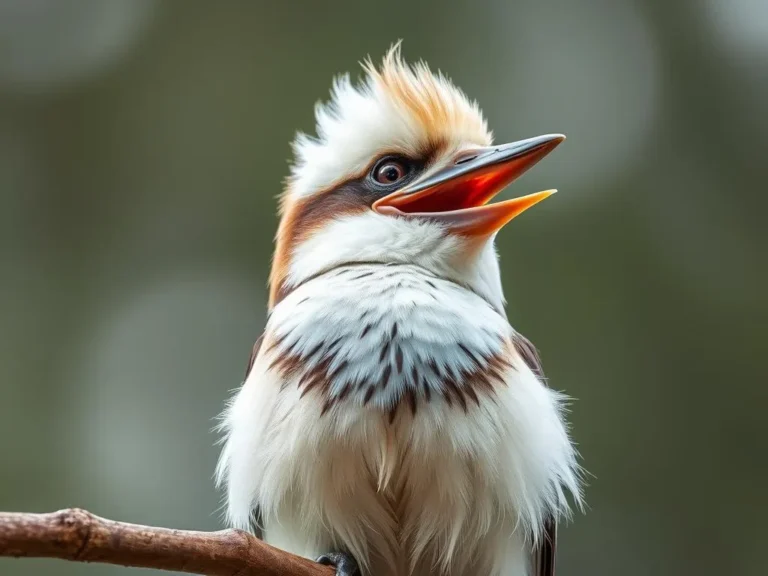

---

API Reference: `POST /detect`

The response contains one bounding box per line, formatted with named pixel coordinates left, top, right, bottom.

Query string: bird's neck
left=264, top=263, right=513, bottom=416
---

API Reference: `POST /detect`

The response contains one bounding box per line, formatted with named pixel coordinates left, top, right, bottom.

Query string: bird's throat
left=263, top=263, right=513, bottom=418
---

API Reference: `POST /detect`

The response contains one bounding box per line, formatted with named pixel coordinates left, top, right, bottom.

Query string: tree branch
left=0, top=508, right=333, bottom=576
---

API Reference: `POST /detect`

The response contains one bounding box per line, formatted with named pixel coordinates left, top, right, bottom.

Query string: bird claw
left=316, top=551, right=360, bottom=576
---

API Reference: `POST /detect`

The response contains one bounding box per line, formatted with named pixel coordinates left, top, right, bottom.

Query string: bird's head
left=269, top=44, right=563, bottom=314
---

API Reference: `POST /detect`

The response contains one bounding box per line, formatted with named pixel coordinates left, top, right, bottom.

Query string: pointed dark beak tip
left=527, top=133, right=566, bottom=158
left=505, top=133, right=565, bottom=158
left=543, top=133, right=566, bottom=146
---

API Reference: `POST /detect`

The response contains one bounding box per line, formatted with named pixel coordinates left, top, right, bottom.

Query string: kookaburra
left=216, top=44, right=582, bottom=576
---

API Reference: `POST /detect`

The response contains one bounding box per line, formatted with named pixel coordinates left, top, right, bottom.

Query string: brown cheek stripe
left=269, top=191, right=370, bottom=307
left=267, top=140, right=452, bottom=308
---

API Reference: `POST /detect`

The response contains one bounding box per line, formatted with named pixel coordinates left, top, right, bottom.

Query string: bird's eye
left=373, top=160, right=407, bottom=185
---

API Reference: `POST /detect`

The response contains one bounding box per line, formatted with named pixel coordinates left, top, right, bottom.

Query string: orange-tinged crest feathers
left=269, top=43, right=493, bottom=308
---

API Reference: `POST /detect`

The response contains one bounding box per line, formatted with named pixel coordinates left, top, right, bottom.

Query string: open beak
left=372, top=134, right=564, bottom=236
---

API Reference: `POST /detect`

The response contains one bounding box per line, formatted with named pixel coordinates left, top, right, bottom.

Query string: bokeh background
left=1, top=0, right=766, bottom=575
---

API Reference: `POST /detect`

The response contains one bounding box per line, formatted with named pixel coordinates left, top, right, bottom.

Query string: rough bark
left=0, top=508, right=333, bottom=576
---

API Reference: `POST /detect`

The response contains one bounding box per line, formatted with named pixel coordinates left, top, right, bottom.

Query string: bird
left=215, top=43, right=582, bottom=576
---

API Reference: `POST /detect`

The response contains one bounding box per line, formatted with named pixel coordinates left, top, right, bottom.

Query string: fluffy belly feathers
left=224, top=364, right=530, bottom=576
left=216, top=266, right=580, bottom=576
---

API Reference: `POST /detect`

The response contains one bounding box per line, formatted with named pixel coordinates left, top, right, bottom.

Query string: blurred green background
left=1, top=1, right=765, bottom=575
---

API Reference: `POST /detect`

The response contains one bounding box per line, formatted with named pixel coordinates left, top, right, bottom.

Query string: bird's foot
left=316, top=551, right=360, bottom=576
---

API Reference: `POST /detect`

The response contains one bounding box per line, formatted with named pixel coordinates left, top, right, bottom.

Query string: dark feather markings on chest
left=265, top=323, right=513, bottom=419
left=246, top=327, right=559, bottom=574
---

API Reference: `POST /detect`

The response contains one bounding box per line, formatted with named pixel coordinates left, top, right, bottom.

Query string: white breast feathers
left=216, top=263, right=581, bottom=576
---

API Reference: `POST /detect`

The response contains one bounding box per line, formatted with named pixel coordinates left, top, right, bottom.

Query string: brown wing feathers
left=513, top=331, right=558, bottom=576
left=244, top=334, right=264, bottom=380
left=532, top=518, right=558, bottom=576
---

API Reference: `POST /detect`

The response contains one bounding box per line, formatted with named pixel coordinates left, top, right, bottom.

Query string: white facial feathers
left=283, top=212, right=505, bottom=314
left=288, top=43, right=492, bottom=199
left=269, top=45, right=504, bottom=311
